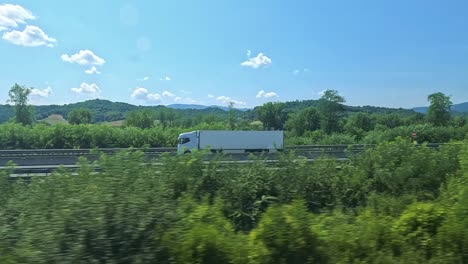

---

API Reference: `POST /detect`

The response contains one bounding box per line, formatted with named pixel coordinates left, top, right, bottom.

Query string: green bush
left=248, top=200, right=328, bottom=264
left=0, top=140, right=466, bottom=262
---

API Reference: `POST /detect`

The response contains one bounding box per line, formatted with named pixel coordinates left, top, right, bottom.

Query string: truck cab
left=177, top=131, right=198, bottom=154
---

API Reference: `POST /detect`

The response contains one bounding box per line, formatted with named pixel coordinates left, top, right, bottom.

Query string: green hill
left=413, top=102, right=468, bottom=114
left=35, top=99, right=139, bottom=123
left=0, top=105, right=14, bottom=123
left=0, top=98, right=430, bottom=124
left=282, top=99, right=416, bottom=115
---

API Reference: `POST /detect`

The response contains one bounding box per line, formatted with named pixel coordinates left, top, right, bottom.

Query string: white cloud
left=71, top=82, right=101, bottom=95
left=174, top=97, right=182, bottom=103
left=137, top=76, right=149, bottom=81
left=2, top=25, right=56, bottom=47
left=0, top=4, right=35, bottom=31
left=160, top=75, right=171, bottom=81
left=131, top=87, right=149, bottom=100
left=241, top=51, right=271, bottom=69
left=318, top=89, right=326, bottom=96
left=216, top=95, right=246, bottom=106
left=216, top=96, right=229, bottom=102
left=293, top=68, right=309, bottom=75
left=162, top=91, right=175, bottom=97
left=85, top=66, right=101, bottom=74
left=207, top=94, right=214, bottom=98
left=131, top=87, right=161, bottom=103
left=61, top=50, right=105, bottom=66
left=146, top=93, right=161, bottom=102
left=246, top=50, right=251, bottom=57
left=256, top=90, right=278, bottom=98
left=30, top=86, right=53, bottom=98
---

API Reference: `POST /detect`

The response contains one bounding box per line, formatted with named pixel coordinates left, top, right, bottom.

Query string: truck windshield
left=178, top=138, right=190, bottom=144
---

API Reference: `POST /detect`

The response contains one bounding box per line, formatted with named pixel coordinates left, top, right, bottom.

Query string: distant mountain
left=412, top=107, right=428, bottom=114
left=453, top=102, right=468, bottom=112
left=412, top=102, right=468, bottom=114
left=167, top=104, right=251, bottom=111
left=282, top=99, right=417, bottom=115
left=167, top=104, right=209, bottom=110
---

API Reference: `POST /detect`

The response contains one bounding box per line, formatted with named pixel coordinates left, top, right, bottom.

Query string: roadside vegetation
left=0, top=139, right=467, bottom=263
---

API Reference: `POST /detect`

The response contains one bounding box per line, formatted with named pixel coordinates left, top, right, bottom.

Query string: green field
left=39, top=114, right=68, bottom=125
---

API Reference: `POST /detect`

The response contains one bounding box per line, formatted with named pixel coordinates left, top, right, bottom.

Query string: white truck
left=177, top=130, right=284, bottom=154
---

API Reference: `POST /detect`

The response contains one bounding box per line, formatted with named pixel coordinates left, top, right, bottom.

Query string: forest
left=1, top=84, right=468, bottom=263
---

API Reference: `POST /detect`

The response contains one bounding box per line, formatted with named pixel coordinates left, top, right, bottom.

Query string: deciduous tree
left=285, top=107, right=321, bottom=136
left=427, top=92, right=452, bottom=126
left=7, top=83, right=33, bottom=125
left=228, top=102, right=236, bottom=130
left=124, top=109, right=156, bottom=129
left=255, top=102, right=287, bottom=130
left=67, top=108, right=93, bottom=124
left=317, top=89, right=345, bottom=133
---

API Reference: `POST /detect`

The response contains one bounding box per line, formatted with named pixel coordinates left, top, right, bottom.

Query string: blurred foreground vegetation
left=1, top=139, right=468, bottom=263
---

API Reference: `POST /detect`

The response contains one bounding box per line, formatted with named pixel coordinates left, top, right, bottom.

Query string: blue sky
left=1, top=0, right=467, bottom=108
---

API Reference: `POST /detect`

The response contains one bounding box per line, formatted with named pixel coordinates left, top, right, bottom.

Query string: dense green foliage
left=427, top=92, right=452, bottom=126
left=7, top=83, right=34, bottom=125
left=0, top=140, right=467, bottom=263
left=124, top=109, right=158, bottom=129
left=67, top=108, right=93, bottom=125
left=317, top=89, right=346, bottom=134
left=0, top=121, right=466, bottom=149
left=0, top=123, right=180, bottom=149
left=255, top=102, right=287, bottom=130
left=0, top=120, right=467, bottom=150
left=285, top=107, right=321, bottom=136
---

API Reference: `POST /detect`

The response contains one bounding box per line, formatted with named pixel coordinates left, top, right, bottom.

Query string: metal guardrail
left=0, top=147, right=176, bottom=157
left=0, top=146, right=343, bottom=158
left=0, top=143, right=447, bottom=176
left=0, top=143, right=444, bottom=157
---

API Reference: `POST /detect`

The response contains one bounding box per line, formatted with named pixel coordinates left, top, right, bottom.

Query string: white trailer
left=177, top=130, right=284, bottom=154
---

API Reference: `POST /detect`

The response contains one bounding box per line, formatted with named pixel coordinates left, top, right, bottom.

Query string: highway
left=0, top=145, right=367, bottom=166
left=0, top=144, right=442, bottom=176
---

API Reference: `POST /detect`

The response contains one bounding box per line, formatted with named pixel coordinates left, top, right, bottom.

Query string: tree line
left=3, top=83, right=467, bottom=150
